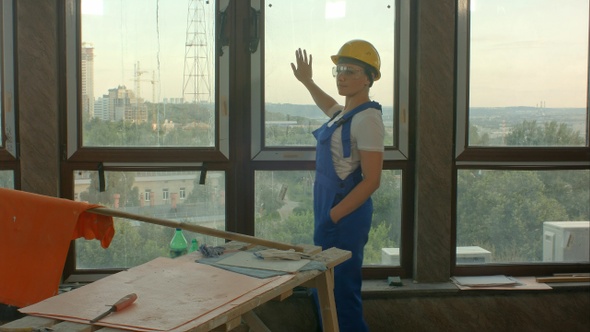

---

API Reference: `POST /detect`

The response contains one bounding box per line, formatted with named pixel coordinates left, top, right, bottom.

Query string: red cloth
left=0, top=188, right=115, bottom=307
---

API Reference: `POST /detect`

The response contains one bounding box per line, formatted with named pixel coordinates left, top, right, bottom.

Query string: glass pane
left=1, top=0, right=15, bottom=156
left=80, top=0, right=215, bottom=147
left=457, top=169, right=590, bottom=264
left=264, top=0, right=396, bottom=147
left=0, top=170, right=14, bottom=188
left=1, top=2, right=4, bottom=147
left=0, top=60, right=2, bottom=146
left=74, top=170, right=226, bottom=269
left=254, top=169, right=402, bottom=266
left=468, top=0, right=589, bottom=147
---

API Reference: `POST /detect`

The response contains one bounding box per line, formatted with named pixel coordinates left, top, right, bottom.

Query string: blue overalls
left=312, top=101, right=381, bottom=332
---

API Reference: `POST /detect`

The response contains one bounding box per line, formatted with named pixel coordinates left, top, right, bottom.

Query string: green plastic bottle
left=189, top=238, right=199, bottom=253
left=169, top=228, right=188, bottom=258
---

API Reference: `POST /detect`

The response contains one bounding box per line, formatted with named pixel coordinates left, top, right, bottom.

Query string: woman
left=291, top=39, right=384, bottom=332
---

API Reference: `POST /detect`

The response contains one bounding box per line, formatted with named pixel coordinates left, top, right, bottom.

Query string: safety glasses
left=332, top=65, right=364, bottom=79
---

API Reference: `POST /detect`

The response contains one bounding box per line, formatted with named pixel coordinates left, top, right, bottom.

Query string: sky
left=80, top=0, right=588, bottom=108
left=469, top=0, right=589, bottom=108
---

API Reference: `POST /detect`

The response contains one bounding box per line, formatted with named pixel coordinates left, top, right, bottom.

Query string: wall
left=251, top=285, right=590, bottom=332
left=16, top=0, right=60, bottom=196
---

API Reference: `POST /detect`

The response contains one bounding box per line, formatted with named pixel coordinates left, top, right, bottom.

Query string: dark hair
left=364, top=67, right=376, bottom=87
left=338, top=57, right=376, bottom=87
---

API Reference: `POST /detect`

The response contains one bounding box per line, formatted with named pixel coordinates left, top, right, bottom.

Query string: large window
left=254, top=0, right=409, bottom=160
left=73, top=170, right=225, bottom=269
left=457, top=169, right=590, bottom=264
left=456, top=0, right=590, bottom=270
left=78, top=0, right=216, bottom=148
left=254, top=170, right=402, bottom=266
left=64, top=0, right=410, bottom=278
left=263, top=0, right=396, bottom=148
left=64, top=0, right=227, bottom=275
left=467, top=0, right=588, bottom=148
left=252, top=0, right=410, bottom=273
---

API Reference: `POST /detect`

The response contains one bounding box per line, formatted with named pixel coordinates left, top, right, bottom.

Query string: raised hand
left=290, top=48, right=313, bottom=84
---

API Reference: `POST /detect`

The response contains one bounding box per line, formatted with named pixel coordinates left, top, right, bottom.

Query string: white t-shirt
left=326, top=104, right=385, bottom=180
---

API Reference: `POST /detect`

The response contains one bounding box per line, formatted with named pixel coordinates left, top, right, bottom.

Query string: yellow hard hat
left=331, top=39, right=381, bottom=81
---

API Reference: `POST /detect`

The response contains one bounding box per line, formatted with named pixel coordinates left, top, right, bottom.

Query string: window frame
left=61, top=0, right=235, bottom=278
left=250, top=0, right=411, bottom=162
left=248, top=0, right=413, bottom=279
left=1, top=0, right=16, bottom=160
left=0, top=0, right=17, bottom=188
left=453, top=0, right=590, bottom=276
left=455, top=0, right=590, bottom=164
left=61, top=0, right=413, bottom=280
left=63, top=0, right=229, bottom=163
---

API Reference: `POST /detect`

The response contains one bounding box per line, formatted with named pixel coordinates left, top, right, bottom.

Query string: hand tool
left=89, top=293, right=137, bottom=324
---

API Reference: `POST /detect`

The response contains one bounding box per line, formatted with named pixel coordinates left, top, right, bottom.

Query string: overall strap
left=337, top=101, right=382, bottom=158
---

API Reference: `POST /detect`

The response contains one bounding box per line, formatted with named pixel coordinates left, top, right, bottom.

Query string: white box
left=381, top=246, right=492, bottom=265
left=543, top=221, right=590, bottom=262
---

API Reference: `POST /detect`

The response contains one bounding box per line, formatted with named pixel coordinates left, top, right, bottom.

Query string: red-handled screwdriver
left=90, top=293, right=138, bottom=324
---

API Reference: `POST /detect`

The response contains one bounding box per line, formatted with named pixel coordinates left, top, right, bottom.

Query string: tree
left=79, top=172, right=138, bottom=207
left=538, top=170, right=590, bottom=221
left=370, top=170, right=402, bottom=249
left=457, top=170, right=567, bottom=262
left=506, top=120, right=584, bottom=146
left=469, top=125, right=491, bottom=146
left=457, top=119, right=589, bottom=262
left=77, top=220, right=168, bottom=268
left=365, top=222, right=396, bottom=264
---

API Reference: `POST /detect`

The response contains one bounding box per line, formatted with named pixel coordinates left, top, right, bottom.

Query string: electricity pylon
left=182, top=0, right=211, bottom=104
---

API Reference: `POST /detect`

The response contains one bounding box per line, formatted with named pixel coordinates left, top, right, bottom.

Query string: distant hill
left=470, top=106, right=585, bottom=117
left=470, top=107, right=586, bottom=124
left=265, top=103, right=322, bottom=119
left=265, top=103, right=395, bottom=121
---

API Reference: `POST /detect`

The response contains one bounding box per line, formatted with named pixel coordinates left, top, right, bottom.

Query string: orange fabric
left=72, top=210, right=116, bottom=248
left=0, top=188, right=115, bottom=308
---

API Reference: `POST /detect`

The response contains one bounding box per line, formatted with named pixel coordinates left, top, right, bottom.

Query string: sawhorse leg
left=304, top=268, right=339, bottom=332
left=241, top=311, right=271, bottom=332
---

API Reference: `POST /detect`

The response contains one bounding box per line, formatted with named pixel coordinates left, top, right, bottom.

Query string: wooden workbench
left=1, top=246, right=350, bottom=332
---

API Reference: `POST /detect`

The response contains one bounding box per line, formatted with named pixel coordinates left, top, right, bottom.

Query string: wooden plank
left=210, top=316, right=241, bottom=331
left=88, top=207, right=305, bottom=252
left=20, top=259, right=281, bottom=332
left=48, top=321, right=94, bottom=332
left=8, top=246, right=351, bottom=332
left=311, top=247, right=352, bottom=269
left=214, top=251, right=310, bottom=273
left=271, top=289, right=293, bottom=301
left=241, top=311, right=271, bottom=332
left=0, top=316, right=57, bottom=332
left=175, top=248, right=351, bottom=332
left=536, top=276, right=590, bottom=283
left=0, top=317, right=131, bottom=332
left=314, top=269, right=339, bottom=332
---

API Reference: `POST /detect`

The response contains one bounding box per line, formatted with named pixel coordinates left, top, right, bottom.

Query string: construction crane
left=133, top=61, right=158, bottom=103
left=133, top=61, right=148, bottom=102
